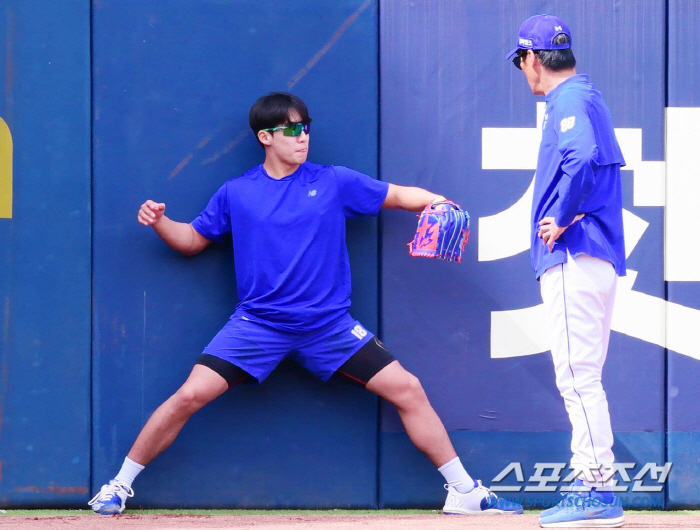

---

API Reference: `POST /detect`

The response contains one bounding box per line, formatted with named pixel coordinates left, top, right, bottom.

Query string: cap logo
left=554, top=25, right=562, bottom=31
left=519, top=37, right=533, bottom=48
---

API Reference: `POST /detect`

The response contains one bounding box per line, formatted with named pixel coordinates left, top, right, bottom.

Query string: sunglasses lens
left=283, top=123, right=301, bottom=136
left=282, top=123, right=309, bottom=136
left=512, top=54, right=522, bottom=70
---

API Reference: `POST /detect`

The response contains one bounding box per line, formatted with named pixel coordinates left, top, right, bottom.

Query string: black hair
left=534, top=33, right=576, bottom=71
left=249, top=92, right=312, bottom=146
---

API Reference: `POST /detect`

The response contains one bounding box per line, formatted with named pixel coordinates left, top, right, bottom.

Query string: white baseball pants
left=540, top=253, right=617, bottom=487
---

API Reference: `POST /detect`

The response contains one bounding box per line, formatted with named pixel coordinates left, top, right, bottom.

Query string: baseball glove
left=408, top=200, right=470, bottom=263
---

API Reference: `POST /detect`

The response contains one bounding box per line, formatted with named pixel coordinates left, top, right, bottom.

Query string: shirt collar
left=546, top=74, right=589, bottom=101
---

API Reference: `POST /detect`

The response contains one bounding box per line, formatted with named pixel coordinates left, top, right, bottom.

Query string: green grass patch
left=2, top=509, right=437, bottom=517
left=2, top=508, right=699, bottom=517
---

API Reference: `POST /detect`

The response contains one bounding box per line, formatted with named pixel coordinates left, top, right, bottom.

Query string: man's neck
left=263, top=158, right=301, bottom=180
left=542, top=68, right=577, bottom=95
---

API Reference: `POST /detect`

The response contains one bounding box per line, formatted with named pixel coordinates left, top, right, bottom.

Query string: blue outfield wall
left=666, top=0, right=700, bottom=509
left=91, top=0, right=381, bottom=509
left=1, top=0, right=699, bottom=510
left=0, top=1, right=91, bottom=507
left=379, top=0, right=668, bottom=509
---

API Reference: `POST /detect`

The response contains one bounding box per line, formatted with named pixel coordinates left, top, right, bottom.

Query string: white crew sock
left=438, top=456, right=476, bottom=493
left=114, top=457, right=145, bottom=488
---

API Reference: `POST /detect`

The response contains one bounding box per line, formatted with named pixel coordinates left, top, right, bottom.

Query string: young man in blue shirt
left=507, top=15, right=626, bottom=528
left=88, top=92, right=522, bottom=517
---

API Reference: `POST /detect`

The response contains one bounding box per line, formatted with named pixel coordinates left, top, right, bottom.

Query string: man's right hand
left=138, top=200, right=166, bottom=226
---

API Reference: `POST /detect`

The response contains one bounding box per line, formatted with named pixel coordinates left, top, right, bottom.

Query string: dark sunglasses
left=512, top=49, right=537, bottom=70
left=262, top=122, right=311, bottom=137
left=512, top=50, right=526, bottom=70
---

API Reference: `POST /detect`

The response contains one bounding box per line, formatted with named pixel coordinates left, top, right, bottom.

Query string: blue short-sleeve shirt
left=191, top=162, right=389, bottom=331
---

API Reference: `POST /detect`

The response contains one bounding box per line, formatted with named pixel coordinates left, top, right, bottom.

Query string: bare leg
left=127, top=365, right=229, bottom=465
left=366, top=360, right=457, bottom=467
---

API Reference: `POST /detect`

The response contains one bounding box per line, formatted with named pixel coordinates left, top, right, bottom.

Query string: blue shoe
left=88, top=479, right=134, bottom=515
left=539, top=486, right=624, bottom=528
left=443, top=481, right=524, bottom=515
left=540, top=479, right=589, bottom=518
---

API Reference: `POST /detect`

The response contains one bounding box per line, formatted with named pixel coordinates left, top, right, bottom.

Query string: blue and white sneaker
left=540, top=480, right=588, bottom=519
left=443, top=481, right=524, bottom=515
left=88, top=479, right=134, bottom=515
left=539, top=485, right=624, bottom=528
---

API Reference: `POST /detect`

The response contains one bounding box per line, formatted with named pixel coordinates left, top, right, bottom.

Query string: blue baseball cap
left=505, top=14, right=572, bottom=60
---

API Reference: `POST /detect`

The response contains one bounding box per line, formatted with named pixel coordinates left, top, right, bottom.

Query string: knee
left=388, top=373, right=427, bottom=409
left=555, top=362, right=602, bottom=394
left=172, top=385, right=209, bottom=413
left=555, top=371, right=603, bottom=397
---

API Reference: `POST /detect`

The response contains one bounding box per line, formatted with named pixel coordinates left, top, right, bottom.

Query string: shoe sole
left=444, top=508, right=524, bottom=515
left=91, top=506, right=124, bottom=516
left=539, top=515, right=625, bottom=528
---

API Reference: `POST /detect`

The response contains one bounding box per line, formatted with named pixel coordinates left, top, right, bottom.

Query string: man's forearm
left=394, top=186, right=445, bottom=212
left=152, top=217, right=203, bottom=256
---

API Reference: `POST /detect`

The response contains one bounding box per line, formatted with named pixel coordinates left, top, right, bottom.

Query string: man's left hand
left=538, top=214, right=585, bottom=252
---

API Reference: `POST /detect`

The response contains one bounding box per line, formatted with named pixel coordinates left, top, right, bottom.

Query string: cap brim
left=505, top=46, right=519, bottom=60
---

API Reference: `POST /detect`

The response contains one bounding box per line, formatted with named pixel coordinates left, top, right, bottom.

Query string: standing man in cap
left=506, top=14, right=626, bottom=528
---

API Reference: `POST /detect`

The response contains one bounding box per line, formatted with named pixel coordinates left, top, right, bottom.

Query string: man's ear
left=528, top=50, right=541, bottom=68
left=258, top=130, right=272, bottom=146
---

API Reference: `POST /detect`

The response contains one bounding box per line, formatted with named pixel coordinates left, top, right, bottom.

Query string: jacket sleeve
left=552, top=100, right=598, bottom=227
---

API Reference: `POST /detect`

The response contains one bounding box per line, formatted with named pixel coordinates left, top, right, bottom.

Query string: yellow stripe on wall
left=0, top=117, right=12, bottom=218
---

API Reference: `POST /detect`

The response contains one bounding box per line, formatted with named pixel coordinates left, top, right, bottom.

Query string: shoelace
left=548, top=484, right=592, bottom=512
left=443, top=481, right=516, bottom=511
left=88, top=482, right=134, bottom=506
left=470, top=481, right=501, bottom=509
left=482, top=490, right=500, bottom=509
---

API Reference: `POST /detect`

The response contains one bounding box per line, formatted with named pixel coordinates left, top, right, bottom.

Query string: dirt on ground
left=1, top=513, right=700, bottom=529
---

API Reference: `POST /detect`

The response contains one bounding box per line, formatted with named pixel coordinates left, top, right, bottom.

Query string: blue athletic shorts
left=202, top=312, right=374, bottom=383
